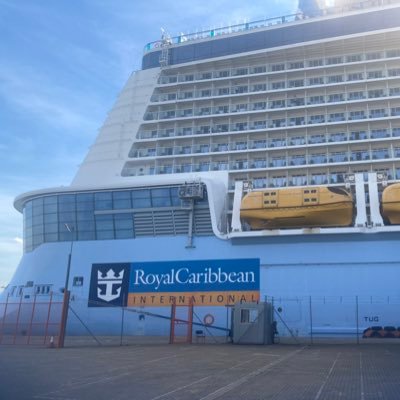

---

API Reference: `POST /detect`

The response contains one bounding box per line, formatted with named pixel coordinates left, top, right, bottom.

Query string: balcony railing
left=150, top=78, right=400, bottom=104
left=154, top=52, right=400, bottom=84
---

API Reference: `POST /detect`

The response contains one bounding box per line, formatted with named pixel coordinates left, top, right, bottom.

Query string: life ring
left=203, top=314, right=214, bottom=326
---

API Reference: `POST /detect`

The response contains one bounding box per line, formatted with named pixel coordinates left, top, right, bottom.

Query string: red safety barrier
left=0, top=292, right=63, bottom=346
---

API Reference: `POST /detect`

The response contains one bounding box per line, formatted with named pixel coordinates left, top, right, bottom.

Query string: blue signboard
left=88, top=258, right=260, bottom=307
left=129, top=258, right=259, bottom=293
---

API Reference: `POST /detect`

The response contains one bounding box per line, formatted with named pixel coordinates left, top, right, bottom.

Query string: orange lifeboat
left=381, top=183, right=400, bottom=224
left=240, top=186, right=353, bottom=230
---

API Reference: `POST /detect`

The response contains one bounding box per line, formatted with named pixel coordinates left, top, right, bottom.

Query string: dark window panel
left=113, top=199, right=132, bottom=209
left=77, top=202, right=94, bottom=211
left=76, top=193, right=94, bottom=202
left=78, top=231, right=96, bottom=240
left=44, top=223, right=58, bottom=233
left=44, top=196, right=57, bottom=205
left=44, top=233, right=58, bottom=242
left=132, top=198, right=151, bottom=208
left=77, top=211, right=95, bottom=221
left=95, top=200, right=112, bottom=210
left=115, top=230, right=134, bottom=239
left=132, top=189, right=151, bottom=199
left=96, top=231, right=114, bottom=240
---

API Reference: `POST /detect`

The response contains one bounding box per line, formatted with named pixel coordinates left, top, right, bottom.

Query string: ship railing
left=143, top=13, right=301, bottom=53
left=143, top=0, right=398, bottom=54
left=155, top=55, right=400, bottom=86
left=143, top=104, right=398, bottom=125
left=136, top=125, right=400, bottom=148
left=150, top=86, right=397, bottom=106
left=130, top=145, right=400, bottom=171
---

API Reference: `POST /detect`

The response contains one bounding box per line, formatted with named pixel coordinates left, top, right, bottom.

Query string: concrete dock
left=1, top=342, right=400, bottom=399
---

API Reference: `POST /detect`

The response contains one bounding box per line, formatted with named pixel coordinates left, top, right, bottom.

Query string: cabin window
left=326, top=56, right=342, bottom=65
left=73, top=277, right=84, bottom=287
left=309, top=77, right=324, bottom=86
left=113, top=191, right=132, bottom=209
left=271, top=63, right=284, bottom=71
left=34, top=285, right=51, bottom=296
left=346, top=54, right=362, bottom=62
left=290, top=175, right=307, bottom=186
left=367, top=70, right=383, bottom=79
left=253, top=178, right=266, bottom=189
left=311, top=174, right=327, bottom=185
left=308, top=59, right=323, bottom=67
left=240, top=308, right=258, bottom=323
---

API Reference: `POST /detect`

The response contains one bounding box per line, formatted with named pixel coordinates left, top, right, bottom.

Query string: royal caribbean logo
left=128, top=258, right=260, bottom=306
left=88, top=259, right=260, bottom=307
left=88, top=263, right=130, bottom=307
left=130, top=259, right=259, bottom=293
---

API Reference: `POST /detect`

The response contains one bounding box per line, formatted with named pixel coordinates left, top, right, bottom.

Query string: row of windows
left=134, top=129, right=400, bottom=158
left=139, top=115, right=400, bottom=150
left=150, top=150, right=398, bottom=173
left=152, top=88, right=400, bottom=114
left=230, top=167, right=400, bottom=189
left=8, top=284, right=53, bottom=297
left=24, top=187, right=184, bottom=219
left=26, top=213, right=134, bottom=235
left=7, top=280, right=84, bottom=298
left=23, top=187, right=209, bottom=253
left=24, top=205, right=210, bottom=252
left=152, top=70, right=400, bottom=103
left=144, top=106, right=400, bottom=127
left=157, top=49, right=400, bottom=85
left=25, top=214, right=136, bottom=249
left=138, top=123, right=400, bottom=141
left=123, top=155, right=400, bottom=177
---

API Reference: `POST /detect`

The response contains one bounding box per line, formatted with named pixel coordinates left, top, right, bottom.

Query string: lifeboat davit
left=240, top=186, right=354, bottom=230
left=381, top=183, right=400, bottom=224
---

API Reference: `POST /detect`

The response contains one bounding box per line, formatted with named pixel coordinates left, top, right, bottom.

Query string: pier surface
left=1, top=342, right=400, bottom=399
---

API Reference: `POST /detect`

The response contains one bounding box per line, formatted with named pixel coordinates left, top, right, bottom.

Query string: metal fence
left=2, top=293, right=400, bottom=347
left=0, top=293, right=63, bottom=346
left=268, top=295, right=400, bottom=344
left=61, top=295, right=232, bottom=347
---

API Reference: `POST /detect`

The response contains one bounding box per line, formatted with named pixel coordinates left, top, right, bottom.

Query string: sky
left=0, top=0, right=299, bottom=289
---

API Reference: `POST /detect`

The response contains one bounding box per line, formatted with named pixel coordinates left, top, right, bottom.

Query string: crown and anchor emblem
left=97, top=268, right=125, bottom=302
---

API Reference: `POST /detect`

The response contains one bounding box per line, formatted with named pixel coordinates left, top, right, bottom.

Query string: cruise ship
left=3, top=0, right=400, bottom=339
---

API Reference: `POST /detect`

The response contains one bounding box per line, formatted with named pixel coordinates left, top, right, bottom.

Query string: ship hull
left=2, top=232, right=400, bottom=338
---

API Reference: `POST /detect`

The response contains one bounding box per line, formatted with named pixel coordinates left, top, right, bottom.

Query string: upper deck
left=142, top=1, right=400, bottom=70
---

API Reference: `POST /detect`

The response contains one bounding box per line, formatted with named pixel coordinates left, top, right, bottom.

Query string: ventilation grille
left=133, top=207, right=213, bottom=237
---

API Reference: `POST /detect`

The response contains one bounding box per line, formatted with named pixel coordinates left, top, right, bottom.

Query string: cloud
left=0, top=65, right=99, bottom=133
